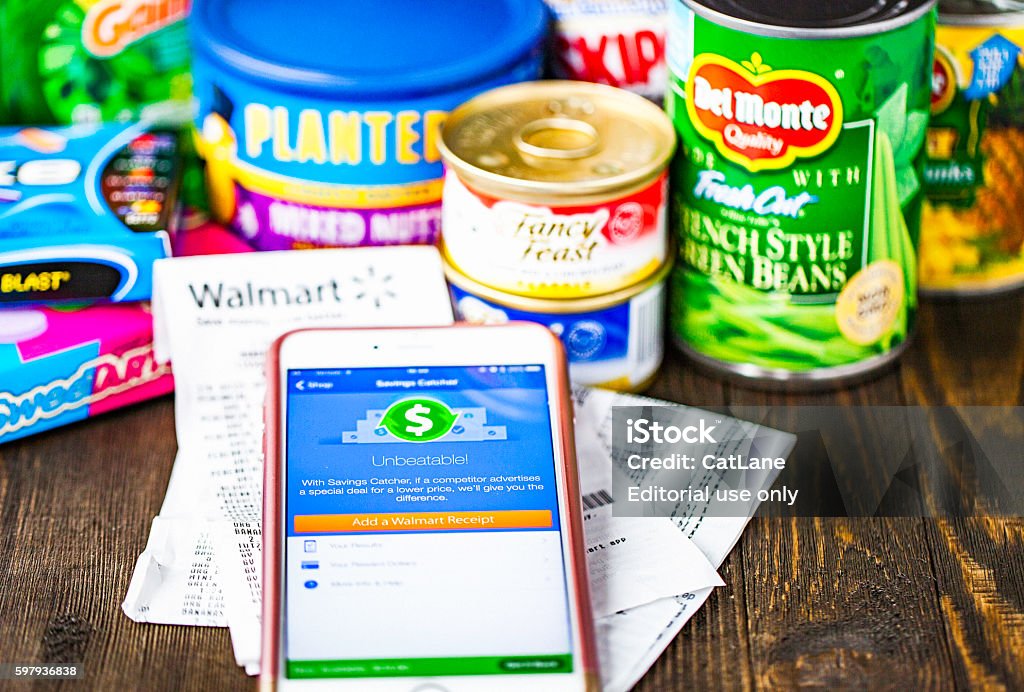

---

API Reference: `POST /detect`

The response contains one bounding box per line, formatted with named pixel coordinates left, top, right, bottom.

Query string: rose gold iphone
left=263, top=323, right=598, bottom=691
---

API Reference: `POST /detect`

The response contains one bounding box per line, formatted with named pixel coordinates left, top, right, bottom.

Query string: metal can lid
left=546, top=0, right=668, bottom=18
left=939, top=0, right=1024, bottom=23
left=191, top=0, right=549, bottom=98
left=683, top=0, right=937, bottom=38
left=438, top=81, right=676, bottom=200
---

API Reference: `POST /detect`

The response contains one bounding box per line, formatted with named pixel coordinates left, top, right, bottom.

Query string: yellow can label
left=922, top=22, right=1024, bottom=292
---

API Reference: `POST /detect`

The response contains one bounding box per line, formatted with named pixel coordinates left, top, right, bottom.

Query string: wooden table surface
left=1, top=294, right=1022, bottom=691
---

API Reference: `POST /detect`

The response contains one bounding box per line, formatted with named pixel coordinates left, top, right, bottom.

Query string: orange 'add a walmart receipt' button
left=294, top=510, right=552, bottom=533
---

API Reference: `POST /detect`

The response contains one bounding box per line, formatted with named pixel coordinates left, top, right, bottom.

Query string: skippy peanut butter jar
left=189, top=0, right=548, bottom=250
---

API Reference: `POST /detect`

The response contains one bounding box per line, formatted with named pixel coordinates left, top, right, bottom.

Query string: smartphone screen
left=282, top=364, right=575, bottom=680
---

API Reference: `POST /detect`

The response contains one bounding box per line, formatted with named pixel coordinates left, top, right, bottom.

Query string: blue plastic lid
left=192, top=0, right=550, bottom=98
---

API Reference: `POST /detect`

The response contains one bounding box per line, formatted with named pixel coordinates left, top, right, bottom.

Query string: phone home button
left=410, top=684, right=449, bottom=692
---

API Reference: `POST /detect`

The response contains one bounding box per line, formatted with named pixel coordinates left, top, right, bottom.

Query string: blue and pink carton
left=0, top=303, right=174, bottom=444
left=0, top=222, right=250, bottom=444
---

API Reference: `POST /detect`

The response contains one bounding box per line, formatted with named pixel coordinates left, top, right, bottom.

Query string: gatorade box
left=0, top=302, right=173, bottom=445
left=0, top=0, right=192, bottom=126
left=0, top=122, right=181, bottom=305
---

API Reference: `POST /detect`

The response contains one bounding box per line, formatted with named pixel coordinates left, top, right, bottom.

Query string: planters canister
left=447, top=259, right=671, bottom=392
left=190, top=0, right=548, bottom=250
left=921, top=6, right=1024, bottom=295
left=439, top=81, right=676, bottom=300
left=667, top=0, right=935, bottom=386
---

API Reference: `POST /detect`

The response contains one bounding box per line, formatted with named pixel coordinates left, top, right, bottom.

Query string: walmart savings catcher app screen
left=284, top=365, right=573, bottom=679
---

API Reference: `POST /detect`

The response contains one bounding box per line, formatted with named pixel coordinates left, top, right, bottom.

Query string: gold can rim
left=439, top=80, right=676, bottom=200
left=443, top=247, right=673, bottom=314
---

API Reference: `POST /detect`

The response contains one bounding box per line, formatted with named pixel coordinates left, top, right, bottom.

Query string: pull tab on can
left=514, top=117, right=603, bottom=160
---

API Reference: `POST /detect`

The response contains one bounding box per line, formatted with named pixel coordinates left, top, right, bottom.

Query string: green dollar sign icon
left=379, top=398, right=459, bottom=443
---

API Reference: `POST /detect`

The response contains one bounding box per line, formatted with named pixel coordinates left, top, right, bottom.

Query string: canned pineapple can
left=667, top=0, right=935, bottom=385
left=446, top=259, right=670, bottom=392
left=921, top=9, right=1024, bottom=294
left=438, top=81, right=675, bottom=299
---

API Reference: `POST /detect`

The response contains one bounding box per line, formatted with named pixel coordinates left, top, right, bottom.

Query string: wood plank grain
left=634, top=551, right=754, bottom=692
left=902, top=295, right=1024, bottom=406
left=1, top=295, right=1021, bottom=691
left=900, top=296, right=1024, bottom=690
left=727, top=369, right=957, bottom=690
left=0, top=398, right=247, bottom=691
left=928, top=517, right=1024, bottom=691
left=741, top=516, right=954, bottom=690
left=646, top=351, right=728, bottom=410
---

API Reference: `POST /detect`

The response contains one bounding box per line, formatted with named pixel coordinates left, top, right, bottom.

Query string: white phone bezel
left=274, top=325, right=589, bottom=692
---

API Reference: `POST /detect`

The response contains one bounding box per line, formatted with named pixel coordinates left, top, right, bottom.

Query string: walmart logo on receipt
left=343, top=398, right=507, bottom=444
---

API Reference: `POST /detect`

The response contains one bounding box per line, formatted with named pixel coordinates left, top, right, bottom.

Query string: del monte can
left=667, top=0, right=936, bottom=385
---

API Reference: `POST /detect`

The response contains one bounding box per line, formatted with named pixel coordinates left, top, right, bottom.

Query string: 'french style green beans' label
left=666, top=3, right=935, bottom=374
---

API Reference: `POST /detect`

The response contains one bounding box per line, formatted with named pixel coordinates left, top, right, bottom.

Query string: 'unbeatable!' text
left=372, top=454, right=468, bottom=467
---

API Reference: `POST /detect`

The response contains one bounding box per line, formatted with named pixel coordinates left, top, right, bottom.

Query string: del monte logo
left=686, top=52, right=844, bottom=172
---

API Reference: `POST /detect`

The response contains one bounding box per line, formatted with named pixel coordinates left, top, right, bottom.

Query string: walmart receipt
left=122, top=246, right=455, bottom=672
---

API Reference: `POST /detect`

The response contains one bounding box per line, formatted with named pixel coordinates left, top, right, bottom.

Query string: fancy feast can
left=439, top=81, right=675, bottom=299
left=921, top=6, right=1024, bottom=294
left=667, top=0, right=936, bottom=385
left=190, top=0, right=547, bottom=250
left=447, top=259, right=670, bottom=392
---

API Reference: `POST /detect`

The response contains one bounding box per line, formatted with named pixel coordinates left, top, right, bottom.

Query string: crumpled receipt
left=123, top=246, right=455, bottom=674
